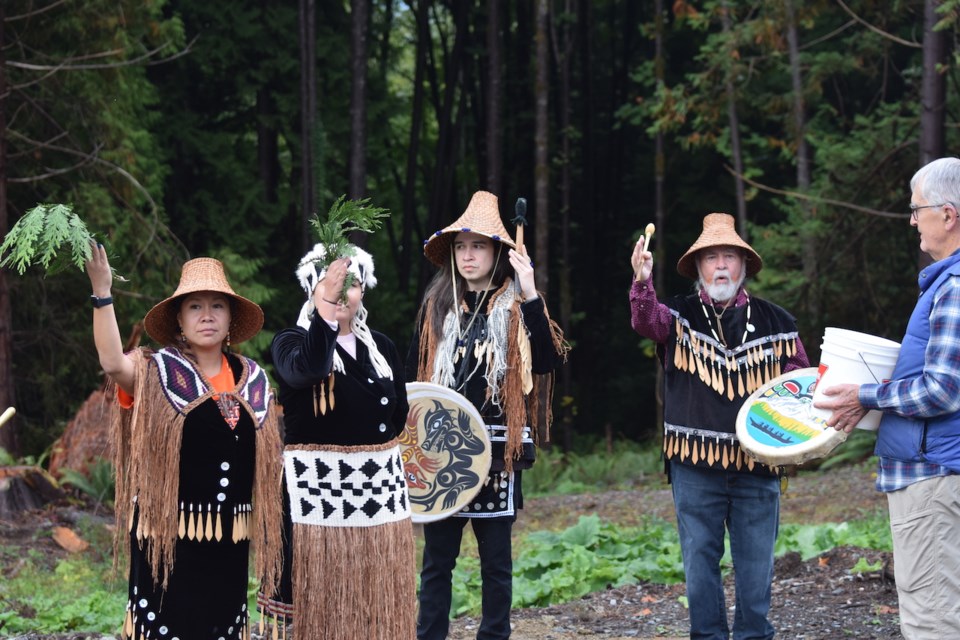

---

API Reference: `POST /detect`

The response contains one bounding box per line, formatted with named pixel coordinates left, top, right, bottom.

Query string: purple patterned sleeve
left=629, top=279, right=673, bottom=344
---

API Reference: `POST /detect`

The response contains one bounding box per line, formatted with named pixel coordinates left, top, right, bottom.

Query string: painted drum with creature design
left=400, top=382, right=491, bottom=523
left=736, top=367, right=848, bottom=466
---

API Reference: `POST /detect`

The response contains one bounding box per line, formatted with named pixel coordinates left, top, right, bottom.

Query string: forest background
left=0, top=0, right=956, bottom=459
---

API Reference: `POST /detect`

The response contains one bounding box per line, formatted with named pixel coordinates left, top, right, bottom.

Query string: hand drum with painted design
left=736, top=367, right=848, bottom=467
left=400, top=382, right=491, bottom=523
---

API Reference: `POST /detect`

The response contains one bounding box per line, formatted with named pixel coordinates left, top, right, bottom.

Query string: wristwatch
left=90, top=295, right=114, bottom=308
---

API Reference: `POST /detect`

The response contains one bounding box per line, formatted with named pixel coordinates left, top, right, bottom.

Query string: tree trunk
left=553, top=0, right=575, bottom=451
left=0, top=467, right=63, bottom=520
left=257, top=87, right=279, bottom=205
left=401, top=0, right=429, bottom=298
left=486, top=0, right=502, bottom=195
left=0, top=2, right=17, bottom=456
left=299, top=0, right=317, bottom=252
left=349, top=0, right=369, bottom=201
left=532, top=0, right=551, bottom=445
left=424, top=2, right=469, bottom=292
left=533, top=0, right=549, bottom=295
left=920, top=0, right=946, bottom=167
left=721, top=2, right=747, bottom=238
left=785, top=0, right=818, bottom=324
left=653, top=0, right=666, bottom=438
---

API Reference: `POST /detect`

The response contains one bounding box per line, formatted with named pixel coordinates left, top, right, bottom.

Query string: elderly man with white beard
left=628, top=213, right=809, bottom=640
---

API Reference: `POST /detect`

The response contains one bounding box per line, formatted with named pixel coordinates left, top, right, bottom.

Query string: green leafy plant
left=525, top=439, right=663, bottom=496
left=776, top=515, right=892, bottom=560
left=850, top=557, right=884, bottom=575
left=0, top=546, right=125, bottom=634
left=450, top=515, right=686, bottom=615
left=60, top=459, right=116, bottom=509
left=0, top=204, right=94, bottom=275
left=307, top=196, right=390, bottom=301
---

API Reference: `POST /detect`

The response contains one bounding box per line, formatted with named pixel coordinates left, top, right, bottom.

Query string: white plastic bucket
left=812, top=328, right=901, bottom=431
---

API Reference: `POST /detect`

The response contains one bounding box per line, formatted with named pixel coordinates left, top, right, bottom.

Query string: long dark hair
left=417, top=239, right=512, bottom=340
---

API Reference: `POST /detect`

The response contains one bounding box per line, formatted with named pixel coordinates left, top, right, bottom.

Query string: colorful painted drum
left=400, top=382, right=491, bottom=523
left=736, top=367, right=848, bottom=466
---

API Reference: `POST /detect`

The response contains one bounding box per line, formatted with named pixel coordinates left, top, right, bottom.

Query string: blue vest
left=874, top=250, right=960, bottom=471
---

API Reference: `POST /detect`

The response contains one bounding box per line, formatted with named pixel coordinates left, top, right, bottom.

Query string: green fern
left=307, top=196, right=390, bottom=299
left=60, top=459, right=115, bottom=508
left=0, top=204, right=95, bottom=275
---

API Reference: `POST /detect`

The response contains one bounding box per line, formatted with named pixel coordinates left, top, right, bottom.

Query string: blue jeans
left=670, top=462, right=779, bottom=640
left=417, top=516, right=514, bottom=640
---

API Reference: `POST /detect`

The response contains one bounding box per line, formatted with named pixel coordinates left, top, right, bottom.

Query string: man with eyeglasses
left=816, top=156, right=960, bottom=639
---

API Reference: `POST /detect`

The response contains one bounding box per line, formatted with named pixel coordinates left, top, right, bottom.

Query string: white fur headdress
left=295, top=243, right=393, bottom=380
left=296, top=243, right=377, bottom=297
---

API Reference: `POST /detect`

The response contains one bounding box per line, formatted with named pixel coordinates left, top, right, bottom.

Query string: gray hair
left=911, top=157, right=960, bottom=205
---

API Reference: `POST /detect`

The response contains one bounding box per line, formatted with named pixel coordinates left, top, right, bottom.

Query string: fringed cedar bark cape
left=413, top=278, right=568, bottom=473
left=111, top=348, right=283, bottom=640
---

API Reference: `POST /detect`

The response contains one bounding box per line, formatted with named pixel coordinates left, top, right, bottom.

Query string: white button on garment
left=220, top=478, right=229, bottom=487
left=159, top=627, right=168, bottom=635
left=380, top=397, right=388, bottom=405
left=379, top=423, right=388, bottom=432
left=217, top=493, right=226, bottom=502
left=147, top=612, right=156, bottom=621
left=221, top=462, right=230, bottom=471
left=139, top=599, right=148, bottom=608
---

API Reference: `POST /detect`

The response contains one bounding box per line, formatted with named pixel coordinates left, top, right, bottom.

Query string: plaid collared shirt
left=859, top=276, right=960, bottom=492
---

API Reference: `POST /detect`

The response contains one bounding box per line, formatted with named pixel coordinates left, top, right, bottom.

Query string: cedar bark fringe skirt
left=285, top=440, right=416, bottom=640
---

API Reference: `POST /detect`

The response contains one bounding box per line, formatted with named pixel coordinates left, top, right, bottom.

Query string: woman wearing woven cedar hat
left=84, top=246, right=283, bottom=640
left=408, top=190, right=568, bottom=640
left=257, top=243, right=415, bottom=640
left=628, top=213, right=809, bottom=640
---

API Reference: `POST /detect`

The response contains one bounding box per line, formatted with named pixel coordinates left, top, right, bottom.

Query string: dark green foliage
left=5, top=0, right=960, bottom=459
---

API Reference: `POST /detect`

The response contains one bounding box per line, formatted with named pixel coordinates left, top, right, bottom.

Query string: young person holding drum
left=408, top=191, right=568, bottom=640
left=816, top=157, right=960, bottom=639
left=629, top=213, right=809, bottom=640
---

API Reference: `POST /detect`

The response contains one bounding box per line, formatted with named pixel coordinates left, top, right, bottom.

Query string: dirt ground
left=443, top=464, right=901, bottom=640
left=2, top=464, right=900, bottom=640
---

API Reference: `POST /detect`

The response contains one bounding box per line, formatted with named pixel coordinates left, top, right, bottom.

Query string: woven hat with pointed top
left=676, top=213, right=763, bottom=280
left=423, top=191, right=517, bottom=266
left=143, top=257, right=264, bottom=346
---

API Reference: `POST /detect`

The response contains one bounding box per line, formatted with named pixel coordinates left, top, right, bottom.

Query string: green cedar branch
left=0, top=203, right=126, bottom=280
left=307, top=196, right=390, bottom=301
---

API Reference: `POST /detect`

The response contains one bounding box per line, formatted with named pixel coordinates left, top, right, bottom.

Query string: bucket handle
left=857, top=352, right=883, bottom=384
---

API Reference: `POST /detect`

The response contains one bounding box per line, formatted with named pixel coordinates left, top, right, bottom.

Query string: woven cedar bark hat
left=676, top=213, right=763, bottom=280
left=423, top=191, right=517, bottom=266
left=143, top=258, right=264, bottom=346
